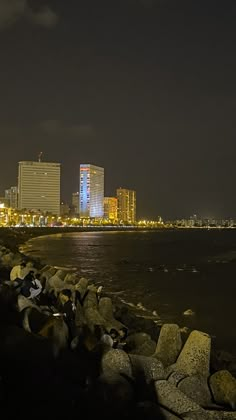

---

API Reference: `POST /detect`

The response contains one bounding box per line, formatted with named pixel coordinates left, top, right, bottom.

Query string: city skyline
left=1, top=1, right=236, bottom=219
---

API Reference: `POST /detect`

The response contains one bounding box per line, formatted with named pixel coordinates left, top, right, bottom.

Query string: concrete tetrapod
left=175, top=330, right=211, bottom=377
left=209, top=370, right=236, bottom=409
left=98, top=297, right=125, bottom=332
left=154, top=323, right=182, bottom=367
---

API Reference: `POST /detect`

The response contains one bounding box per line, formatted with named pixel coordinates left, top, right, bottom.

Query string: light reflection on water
left=21, top=229, right=236, bottom=353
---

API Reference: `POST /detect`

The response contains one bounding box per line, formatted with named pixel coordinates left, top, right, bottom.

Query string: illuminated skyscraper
left=104, top=197, right=117, bottom=221
left=79, top=164, right=104, bottom=218
left=117, top=188, right=136, bottom=223
left=18, top=161, right=61, bottom=215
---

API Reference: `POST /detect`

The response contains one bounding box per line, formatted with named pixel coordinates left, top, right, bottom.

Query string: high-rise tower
left=117, top=188, right=136, bottom=223
left=79, top=164, right=104, bottom=218
left=18, top=160, right=61, bottom=215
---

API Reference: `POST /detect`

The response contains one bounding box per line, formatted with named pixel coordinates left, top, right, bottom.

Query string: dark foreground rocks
left=0, top=239, right=236, bottom=419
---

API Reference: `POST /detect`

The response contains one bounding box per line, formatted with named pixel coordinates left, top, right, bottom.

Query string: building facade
left=18, top=161, right=61, bottom=215
left=79, top=164, right=104, bottom=218
left=72, top=192, right=79, bottom=215
left=104, top=197, right=118, bottom=221
left=5, top=186, right=18, bottom=209
left=117, top=188, right=136, bottom=223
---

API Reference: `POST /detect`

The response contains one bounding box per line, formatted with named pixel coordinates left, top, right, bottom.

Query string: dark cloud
left=0, top=121, right=94, bottom=141
left=26, top=5, right=59, bottom=27
left=0, top=0, right=59, bottom=29
left=39, top=120, right=94, bottom=138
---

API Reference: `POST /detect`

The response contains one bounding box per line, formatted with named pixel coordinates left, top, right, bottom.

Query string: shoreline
left=1, top=227, right=236, bottom=417
left=1, top=227, right=236, bottom=370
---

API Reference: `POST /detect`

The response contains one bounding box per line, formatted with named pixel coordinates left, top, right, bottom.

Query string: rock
left=205, top=411, right=236, bottom=420
left=129, top=354, right=165, bottom=383
left=42, top=268, right=57, bottom=291
left=55, top=269, right=67, bottom=280
left=159, top=407, right=182, bottom=419
left=183, top=309, right=195, bottom=316
left=94, top=372, right=134, bottom=412
left=1, top=252, right=15, bottom=267
left=167, top=370, right=188, bottom=386
left=98, top=297, right=124, bottom=332
left=154, top=324, right=182, bottom=367
left=178, top=375, right=213, bottom=407
left=209, top=370, right=236, bottom=409
left=175, top=330, right=211, bottom=377
left=126, top=332, right=151, bottom=348
left=129, top=339, right=156, bottom=356
left=125, top=331, right=156, bottom=357
left=114, top=303, right=159, bottom=340
left=64, top=272, right=78, bottom=285
left=136, top=401, right=181, bottom=419
left=39, top=265, right=52, bottom=273
left=74, top=300, right=86, bottom=328
left=47, top=274, right=67, bottom=295
left=211, top=349, right=236, bottom=377
left=101, top=349, right=132, bottom=378
left=83, top=291, right=106, bottom=331
left=84, top=307, right=105, bottom=332
left=75, top=277, right=88, bottom=300
left=17, top=295, right=38, bottom=312
left=181, top=411, right=216, bottom=419
left=155, top=379, right=206, bottom=417
left=83, top=290, right=98, bottom=311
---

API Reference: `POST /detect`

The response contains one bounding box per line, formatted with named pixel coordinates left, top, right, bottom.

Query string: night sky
left=1, top=0, right=236, bottom=219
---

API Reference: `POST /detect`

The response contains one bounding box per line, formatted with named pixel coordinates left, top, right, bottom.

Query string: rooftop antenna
left=38, top=152, right=43, bottom=162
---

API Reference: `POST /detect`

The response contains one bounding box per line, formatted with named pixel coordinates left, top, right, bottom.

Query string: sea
left=21, top=229, right=236, bottom=354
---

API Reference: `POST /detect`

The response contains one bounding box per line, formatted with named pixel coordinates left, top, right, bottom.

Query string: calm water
left=22, top=229, right=236, bottom=353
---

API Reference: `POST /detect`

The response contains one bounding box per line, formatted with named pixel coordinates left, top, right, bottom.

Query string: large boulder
left=154, top=324, right=182, bottom=367
left=101, top=349, right=132, bottom=378
left=83, top=290, right=99, bottom=310
left=175, top=330, right=211, bottom=377
left=47, top=273, right=74, bottom=296
left=64, top=272, right=78, bottom=285
left=114, top=303, right=159, bottom=340
left=98, top=297, right=125, bottom=332
left=209, top=370, right=236, bottom=409
left=74, top=300, right=86, bottom=329
left=1, top=251, right=15, bottom=267
left=83, top=291, right=105, bottom=332
left=129, top=354, right=165, bottom=384
left=94, top=372, right=134, bottom=414
left=75, top=277, right=88, bottom=300
left=84, top=307, right=105, bottom=332
left=155, top=379, right=206, bottom=417
left=177, top=375, right=212, bottom=407
left=211, top=349, right=236, bottom=377
left=126, top=331, right=156, bottom=356
left=129, top=339, right=156, bottom=356
left=55, top=269, right=67, bottom=280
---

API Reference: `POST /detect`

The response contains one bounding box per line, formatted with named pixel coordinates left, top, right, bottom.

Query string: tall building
left=18, top=161, right=61, bottom=215
left=5, top=186, right=18, bottom=209
left=79, top=164, right=104, bottom=218
left=104, top=197, right=117, bottom=221
left=117, top=188, right=136, bottom=223
left=60, top=201, right=70, bottom=216
left=72, top=192, right=79, bottom=215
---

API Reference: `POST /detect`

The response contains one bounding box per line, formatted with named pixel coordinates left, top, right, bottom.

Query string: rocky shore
left=0, top=228, right=236, bottom=419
